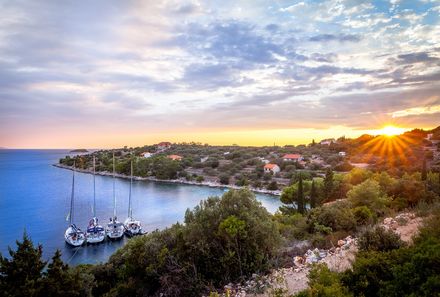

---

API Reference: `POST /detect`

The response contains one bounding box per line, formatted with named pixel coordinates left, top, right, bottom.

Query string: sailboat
left=64, top=161, right=86, bottom=247
left=106, top=153, right=124, bottom=239
left=85, top=156, right=105, bottom=244
left=124, top=157, right=143, bottom=236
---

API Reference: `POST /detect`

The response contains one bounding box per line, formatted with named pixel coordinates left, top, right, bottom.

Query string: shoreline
left=53, top=164, right=282, bottom=197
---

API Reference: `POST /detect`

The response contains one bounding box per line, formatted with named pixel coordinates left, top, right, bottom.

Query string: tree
left=323, top=168, right=334, bottom=201
left=421, top=158, right=427, bottom=181
left=0, top=232, right=46, bottom=297
left=219, top=174, right=230, bottom=185
left=297, top=174, right=305, bottom=214
left=347, top=179, right=388, bottom=214
left=310, top=179, right=317, bottom=209
left=358, top=226, right=404, bottom=252
left=267, top=180, right=278, bottom=190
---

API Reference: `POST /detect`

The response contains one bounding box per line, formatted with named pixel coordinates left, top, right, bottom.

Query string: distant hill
left=70, top=149, right=88, bottom=153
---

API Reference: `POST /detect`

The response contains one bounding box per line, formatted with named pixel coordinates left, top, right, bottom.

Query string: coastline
left=53, top=163, right=282, bottom=197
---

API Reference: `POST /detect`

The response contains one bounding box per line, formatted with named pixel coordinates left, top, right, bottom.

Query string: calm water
left=0, top=149, right=281, bottom=265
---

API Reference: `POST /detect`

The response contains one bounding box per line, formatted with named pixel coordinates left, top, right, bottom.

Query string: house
left=282, top=154, right=302, bottom=162
left=157, top=142, right=172, bottom=150
left=200, top=156, right=209, bottom=163
left=338, top=151, right=346, bottom=157
left=140, top=152, right=152, bottom=158
left=426, top=133, right=433, bottom=140
left=320, top=138, right=335, bottom=145
left=264, top=163, right=280, bottom=174
left=258, top=157, right=270, bottom=164
left=167, top=154, right=182, bottom=161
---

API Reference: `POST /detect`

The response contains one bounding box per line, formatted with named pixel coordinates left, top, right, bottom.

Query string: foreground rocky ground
left=216, top=212, right=423, bottom=297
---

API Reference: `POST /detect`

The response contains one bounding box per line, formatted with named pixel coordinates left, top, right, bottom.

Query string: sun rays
left=355, top=126, right=423, bottom=169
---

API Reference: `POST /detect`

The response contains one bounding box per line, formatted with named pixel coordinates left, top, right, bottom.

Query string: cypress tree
left=297, top=174, right=305, bottom=214
left=324, top=168, right=334, bottom=200
left=421, top=158, right=427, bottom=181
left=310, top=179, right=317, bottom=209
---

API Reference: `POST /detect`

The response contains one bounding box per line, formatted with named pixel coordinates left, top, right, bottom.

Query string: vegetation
left=6, top=127, right=440, bottom=296
left=58, top=126, right=439, bottom=190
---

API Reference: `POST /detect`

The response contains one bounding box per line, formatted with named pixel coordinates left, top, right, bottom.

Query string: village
left=60, top=127, right=440, bottom=193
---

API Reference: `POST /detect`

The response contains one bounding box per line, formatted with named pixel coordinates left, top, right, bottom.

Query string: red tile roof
left=167, top=154, right=182, bottom=160
left=264, top=163, right=279, bottom=169
left=283, top=154, right=301, bottom=159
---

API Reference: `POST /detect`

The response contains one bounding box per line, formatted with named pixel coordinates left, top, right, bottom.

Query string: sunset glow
left=378, top=126, right=408, bottom=137
left=0, top=1, right=439, bottom=148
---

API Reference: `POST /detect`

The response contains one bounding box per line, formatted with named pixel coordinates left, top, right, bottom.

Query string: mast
left=113, top=153, right=116, bottom=218
left=93, top=156, right=96, bottom=218
left=128, top=156, right=133, bottom=219
left=69, top=161, right=75, bottom=225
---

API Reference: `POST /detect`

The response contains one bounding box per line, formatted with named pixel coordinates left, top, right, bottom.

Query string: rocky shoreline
left=53, top=164, right=282, bottom=197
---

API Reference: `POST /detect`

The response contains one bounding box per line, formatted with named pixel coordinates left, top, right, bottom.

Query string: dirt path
left=247, top=212, right=424, bottom=297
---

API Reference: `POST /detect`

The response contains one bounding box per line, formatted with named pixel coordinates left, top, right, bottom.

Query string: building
left=167, top=154, right=182, bottom=161
left=320, top=138, right=335, bottom=145
left=427, top=133, right=433, bottom=140
left=157, top=142, right=172, bottom=150
left=258, top=157, right=270, bottom=164
left=282, top=154, right=302, bottom=162
left=264, top=163, right=280, bottom=174
left=338, top=151, right=346, bottom=157
left=140, top=152, right=152, bottom=158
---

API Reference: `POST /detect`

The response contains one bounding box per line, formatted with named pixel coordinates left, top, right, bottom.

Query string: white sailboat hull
left=106, top=220, right=124, bottom=239
left=86, top=222, right=105, bottom=243
left=64, top=225, right=85, bottom=247
left=124, top=218, right=142, bottom=236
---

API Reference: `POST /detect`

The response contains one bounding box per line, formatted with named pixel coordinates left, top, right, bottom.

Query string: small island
left=70, top=149, right=88, bottom=153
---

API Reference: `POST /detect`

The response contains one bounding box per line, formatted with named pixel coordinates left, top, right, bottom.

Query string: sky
left=0, top=0, right=439, bottom=148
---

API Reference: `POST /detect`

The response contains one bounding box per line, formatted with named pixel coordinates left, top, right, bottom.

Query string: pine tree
left=324, top=168, right=334, bottom=201
left=297, top=174, right=305, bottom=214
left=42, top=250, right=77, bottom=296
left=421, top=158, right=427, bottom=181
left=310, top=179, right=317, bottom=209
left=0, top=232, right=46, bottom=297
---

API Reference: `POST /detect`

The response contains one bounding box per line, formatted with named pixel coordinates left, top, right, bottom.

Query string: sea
left=0, top=149, right=281, bottom=265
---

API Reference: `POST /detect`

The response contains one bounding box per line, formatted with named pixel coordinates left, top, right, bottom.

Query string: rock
left=294, top=256, right=304, bottom=266
left=384, top=217, right=393, bottom=225
left=338, top=239, right=345, bottom=246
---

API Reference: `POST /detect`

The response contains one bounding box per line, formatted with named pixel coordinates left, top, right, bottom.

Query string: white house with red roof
left=282, top=154, right=302, bottom=162
left=140, top=152, right=152, bottom=158
left=264, top=163, right=280, bottom=174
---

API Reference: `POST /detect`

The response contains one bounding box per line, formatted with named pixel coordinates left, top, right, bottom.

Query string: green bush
left=352, top=206, right=374, bottom=225
left=358, top=226, right=404, bottom=252
left=347, top=179, right=389, bottom=215
left=309, top=202, right=356, bottom=232
left=295, top=264, right=352, bottom=297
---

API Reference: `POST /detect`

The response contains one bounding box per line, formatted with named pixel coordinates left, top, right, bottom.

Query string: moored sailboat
left=86, top=156, right=105, bottom=244
left=64, top=161, right=86, bottom=247
left=106, top=153, right=124, bottom=239
left=124, top=157, right=143, bottom=236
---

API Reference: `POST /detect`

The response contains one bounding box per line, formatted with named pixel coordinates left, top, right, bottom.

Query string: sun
left=379, top=125, right=406, bottom=137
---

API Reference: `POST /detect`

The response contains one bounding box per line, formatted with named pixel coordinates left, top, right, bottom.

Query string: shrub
left=219, top=174, right=230, bottom=185
left=347, top=179, right=388, bottom=215
left=267, top=181, right=278, bottom=190
left=358, top=226, right=404, bottom=252
left=295, top=264, right=352, bottom=297
left=352, top=206, right=374, bottom=225
left=309, top=202, right=356, bottom=232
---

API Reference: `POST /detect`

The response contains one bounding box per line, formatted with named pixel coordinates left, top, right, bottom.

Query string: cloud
left=0, top=0, right=439, bottom=147
left=396, top=52, right=440, bottom=64
left=309, top=33, right=361, bottom=42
